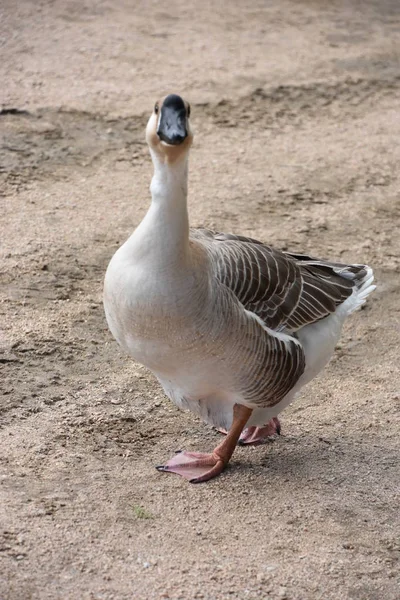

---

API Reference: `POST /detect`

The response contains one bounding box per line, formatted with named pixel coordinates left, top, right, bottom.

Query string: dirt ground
left=1, top=1, right=400, bottom=599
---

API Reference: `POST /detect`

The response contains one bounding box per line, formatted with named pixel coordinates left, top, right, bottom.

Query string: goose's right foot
left=156, top=451, right=226, bottom=483
left=156, top=403, right=253, bottom=483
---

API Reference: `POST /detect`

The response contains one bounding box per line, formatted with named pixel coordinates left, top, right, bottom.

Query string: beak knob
left=157, top=94, right=188, bottom=146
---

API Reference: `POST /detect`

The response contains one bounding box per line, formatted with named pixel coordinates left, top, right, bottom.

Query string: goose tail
left=340, top=265, right=376, bottom=315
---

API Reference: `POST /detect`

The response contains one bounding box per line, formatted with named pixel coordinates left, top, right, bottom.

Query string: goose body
left=104, top=94, right=375, bottom=482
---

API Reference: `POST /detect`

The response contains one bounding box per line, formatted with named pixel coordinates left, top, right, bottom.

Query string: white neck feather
left=126, top=149, right=191, bottom=269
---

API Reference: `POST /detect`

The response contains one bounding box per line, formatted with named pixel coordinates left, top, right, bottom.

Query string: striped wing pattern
left=207, top=278, right=305, bottom=407
left=193, top=229, right=366, bottom=332
left=237, top=316, right=305, bottom=407
left=190, top=229, right=368, bottom=407
left=284, top=253, right=368, bottom=331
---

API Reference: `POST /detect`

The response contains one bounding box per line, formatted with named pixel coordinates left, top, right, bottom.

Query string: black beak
left=157, top=94, right=188, bottom=146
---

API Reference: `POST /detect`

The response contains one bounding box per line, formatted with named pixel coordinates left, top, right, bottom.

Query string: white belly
left=105, top=241, right=353, bottom=431
left=165, top=308, right=346, bottom=431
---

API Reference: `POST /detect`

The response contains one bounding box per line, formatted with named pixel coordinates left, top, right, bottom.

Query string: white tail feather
left=346, top=266, right=376, bottom=314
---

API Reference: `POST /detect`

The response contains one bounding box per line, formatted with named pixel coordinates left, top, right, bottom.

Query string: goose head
left=146, top=94, right=193, bottom=164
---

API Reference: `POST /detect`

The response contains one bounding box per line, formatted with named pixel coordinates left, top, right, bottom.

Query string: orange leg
left=156, top=404, right=252, bottom=483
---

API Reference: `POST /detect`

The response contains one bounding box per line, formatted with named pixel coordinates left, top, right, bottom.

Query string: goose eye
left=154, top=103, right=159, bottom=114
left=187, top=104, right=191, bottom=117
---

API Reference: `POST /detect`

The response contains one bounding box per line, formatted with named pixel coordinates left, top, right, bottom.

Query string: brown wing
left=192, top=229, right=303, bottom=330
left=284, top=253, right=369, bottom=331
left=192, top=229, right=367, bottom=332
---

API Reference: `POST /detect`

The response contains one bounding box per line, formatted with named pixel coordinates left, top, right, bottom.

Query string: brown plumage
left=192, top=229, right=367, bottom=332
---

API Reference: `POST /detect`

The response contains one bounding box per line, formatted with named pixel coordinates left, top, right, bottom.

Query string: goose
left=103, top=93, right=376, bottom=483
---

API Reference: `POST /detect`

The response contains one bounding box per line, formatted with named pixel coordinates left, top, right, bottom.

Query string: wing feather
left=194, top=229, right=302, bottom=330
left=192, top=228, right=368, bottom=333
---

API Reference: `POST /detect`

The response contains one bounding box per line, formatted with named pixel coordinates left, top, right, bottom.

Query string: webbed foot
left=157, top=451, right=225, bottom=483
left=156, top=404, right=253, bottom=483
left=238, top=417, right=281, bottom=445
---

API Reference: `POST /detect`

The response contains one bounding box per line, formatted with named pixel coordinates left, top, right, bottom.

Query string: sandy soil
left=1, top=1, right=400, bottom=599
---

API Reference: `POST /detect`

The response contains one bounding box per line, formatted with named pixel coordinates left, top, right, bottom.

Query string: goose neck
left=138, top=151, right=191, bottom=266
left=150, top=154, right=189, bottom=208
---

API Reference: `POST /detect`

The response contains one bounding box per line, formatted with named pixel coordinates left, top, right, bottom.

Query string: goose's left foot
left=217, top=417, right=281, bottom=445
left=238, top=417, right=281, bottom=445
left=156, top=403, right=253, bottom=483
